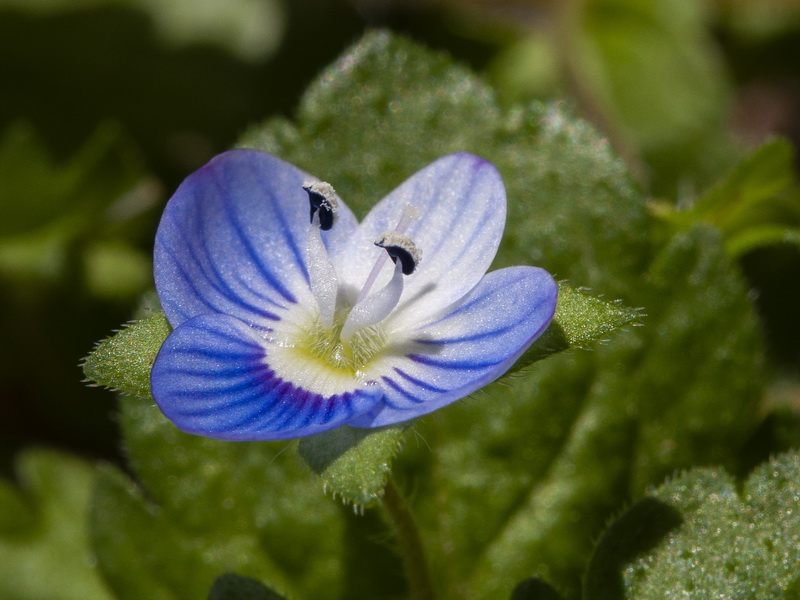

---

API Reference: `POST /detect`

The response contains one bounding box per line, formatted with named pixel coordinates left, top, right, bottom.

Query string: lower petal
left=351, top=266, right=557, bottom=428
left=151, top=313, right=382, bottom=440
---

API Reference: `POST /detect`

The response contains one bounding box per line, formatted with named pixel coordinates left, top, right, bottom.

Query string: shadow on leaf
left=583, top=497, right=683, bottom=600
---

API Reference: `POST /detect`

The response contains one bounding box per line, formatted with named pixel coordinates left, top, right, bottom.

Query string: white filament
left=306, top=213, right=338, bottom=327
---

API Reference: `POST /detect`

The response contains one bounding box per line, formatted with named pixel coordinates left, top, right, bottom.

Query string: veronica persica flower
left=151, top=149, right=557, bottom=440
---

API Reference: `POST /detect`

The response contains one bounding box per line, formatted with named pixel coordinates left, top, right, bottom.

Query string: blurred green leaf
left=571, top=0, right=734, bottom=191
left=658, top=138, right=800, bottom=257
left=0, top=449, right=114, bottom=600
left=83, top=311, right=171, bottom=398
left=83, top=240, right=151, bottom=300
left=0, top=0, right=285, bottom=62
left=0, top=121, right=147, bottom=236
left=585, top=451, right=800, bottom=599
left=208, top=573, right=286, bottom=600
left=690, top=138, right=795, bottom=224
left=624, top=225, right=763, bottom=490
left=0, top=121, right=157, bottom=291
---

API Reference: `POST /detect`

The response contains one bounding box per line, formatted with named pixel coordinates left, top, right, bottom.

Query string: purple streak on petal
left=336, top=153, right=507, bottom=328
left=151, top=313, right=381, bottom=441
left=393, top=368, right=448, bottom=393
left=159, top=243, right=281, bottom=322
left=155, top=150, right=358, bottom=328
left=349, top=266, right=557, bottom=428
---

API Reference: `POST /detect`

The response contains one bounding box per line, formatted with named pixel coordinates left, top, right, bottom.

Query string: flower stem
left=381, top=476, right=437, bottom=600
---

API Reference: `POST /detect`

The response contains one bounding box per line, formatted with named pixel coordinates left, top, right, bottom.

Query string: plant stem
left=381, top=476, right=437, bottom=600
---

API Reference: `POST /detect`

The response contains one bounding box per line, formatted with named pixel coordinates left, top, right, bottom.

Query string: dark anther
left=303, top=182, right=338, bottom=231
left=375, top=233, right=421, bottom=275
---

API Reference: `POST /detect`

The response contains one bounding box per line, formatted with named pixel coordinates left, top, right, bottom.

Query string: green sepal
left=82, top=311, right=170, bottom=397
left=298, top=425, right=406, bottom=507
left=510, top=282, right=641, bottom=374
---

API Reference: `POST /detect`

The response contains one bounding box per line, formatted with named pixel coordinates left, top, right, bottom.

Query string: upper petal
left=150, top=312, right=382, bottom=441
left=155, top=149, right=358, bottom=328
left=350, top=266, right=558, bottom=428
left=335, top=153, right=506, bottom=329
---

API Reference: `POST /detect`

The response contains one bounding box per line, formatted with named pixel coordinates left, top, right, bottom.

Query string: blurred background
left=1, top=0, right=799, bottom=477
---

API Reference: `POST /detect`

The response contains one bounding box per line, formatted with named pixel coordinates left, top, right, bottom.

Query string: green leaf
left=298, top=426, right=407, bottom=507
left=626, top=225, right=763, bottom=490
left=82, top=311, right=171, bottom=397
left=585, top=451, right=800, bottom=599
left=83, top=240, right=151, bottom=301
left=0, top=449, right=114, bottom=600
left=208, top=573, right=286, bottom=600
left=726, top=224, right=800, bottom=257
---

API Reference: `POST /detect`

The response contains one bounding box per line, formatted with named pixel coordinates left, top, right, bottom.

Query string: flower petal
left=335, top=153, right=506, bottom=328
left=151, top=313, right=382, bottom=440
left=350, top=266, right=558, bottom=428
left=155, top=149, right=358, bottom=328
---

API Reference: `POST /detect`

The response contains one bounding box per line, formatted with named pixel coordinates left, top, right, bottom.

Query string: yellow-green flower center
left=300, top=312, right=388, bottom=374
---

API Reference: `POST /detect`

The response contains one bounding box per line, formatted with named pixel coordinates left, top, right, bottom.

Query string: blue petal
left=335, top=153, right=507, bottom=328
left=151, top=313, right=382, bottom=440
left=155, top=150, right=358, bottom=328
left=350, top=266, right=558, bottom=428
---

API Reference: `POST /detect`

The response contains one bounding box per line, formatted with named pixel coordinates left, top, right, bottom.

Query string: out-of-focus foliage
left=208, top=573, right=287, bottom=600
left=0, top=449, right=113, bottom=600
left=656, top=138, right=800, bottom=257
left=0, top=121, right=157, bottom=463
left=2, top=0, right=800, bottom=596
left=474, top=0, right=735, bottom=194
left=0, top=0, right=285, bottom=61
left=0, top=122, right=154, bottom=294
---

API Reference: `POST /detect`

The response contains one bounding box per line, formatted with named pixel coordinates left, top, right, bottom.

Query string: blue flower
left=151, top=149, right=557, bottom=440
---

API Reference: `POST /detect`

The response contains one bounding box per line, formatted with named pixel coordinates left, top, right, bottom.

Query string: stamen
left=303, top=181, right=338, bottom=231
left=355, top=204, right=420, bottom=305
left=303, top=192, right=339, bottom=327
left=375, top=232, right=422, bottom=275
